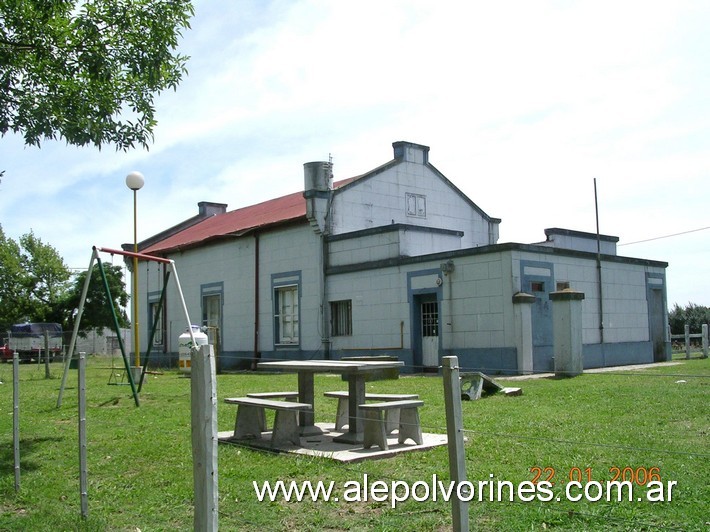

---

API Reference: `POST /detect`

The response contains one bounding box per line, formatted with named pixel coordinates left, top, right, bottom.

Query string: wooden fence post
left=44, top=330, right=50, bottom=379
left=442, top=356, right=469, bottom=532
left=78, top=352, right=88, bottom=519
left=191, top=343, right=218, bottom=531
left=13, top=352, right=20, bottom=492
left=702, top=324, right=708, bottom=358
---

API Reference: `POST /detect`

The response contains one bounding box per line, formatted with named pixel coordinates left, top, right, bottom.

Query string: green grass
left=0, top=357, right=707, bottom=531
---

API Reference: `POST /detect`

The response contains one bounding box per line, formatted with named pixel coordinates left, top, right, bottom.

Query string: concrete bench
left=459, top=372, right=502, bottom=400
left=246, top=391, right=299, bottom=431
left=324, top=391, right=419, bottom=433
left=359, top=399, right=424, bottom=451
left=224, top=397, right=312, bottom=448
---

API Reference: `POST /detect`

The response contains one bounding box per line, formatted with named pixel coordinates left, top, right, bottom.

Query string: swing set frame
left=57, top=246, right=196, bottom=408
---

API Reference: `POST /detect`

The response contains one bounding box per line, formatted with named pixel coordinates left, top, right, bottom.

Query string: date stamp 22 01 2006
left=530, top=466, right=664, bottom=486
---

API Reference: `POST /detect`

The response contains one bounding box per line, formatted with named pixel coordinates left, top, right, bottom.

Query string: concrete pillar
left=550, top=289, right=585, bottom=377
left=512, top=292, right=535, bottom=375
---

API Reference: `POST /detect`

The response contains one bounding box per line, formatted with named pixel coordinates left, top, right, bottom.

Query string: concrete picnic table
left=256, top=359, right=404, bottom=444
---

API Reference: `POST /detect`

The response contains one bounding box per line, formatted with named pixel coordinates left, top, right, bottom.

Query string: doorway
left=413, top=294, right=439, bottom=370
left=647, top=277, right=668, bottom=362
left=202, top=292, right=222, bottom=369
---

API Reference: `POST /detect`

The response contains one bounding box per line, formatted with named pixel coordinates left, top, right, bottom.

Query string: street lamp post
left=125, top=171, right=145, bottom=378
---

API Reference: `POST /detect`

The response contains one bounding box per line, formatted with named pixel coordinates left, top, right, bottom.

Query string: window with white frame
left=275, top=285, right=299, bottom=344
left=330, top=300, right=352, bottom=336
left=148, top=300, right=164, bottom=346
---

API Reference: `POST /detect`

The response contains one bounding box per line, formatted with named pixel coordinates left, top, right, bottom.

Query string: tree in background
left=0, top=227, right=70, bottom=331
left=0, top=226, right=129, bottom=336
left=19, top=231, right=72, bottom=323
left=0, top=225, right=30, bottom=329
left=62, top=263, right=130, bottom=337
left=0, top=0, right=194, bottom=150
left=668, top=303, right=710, bottom=335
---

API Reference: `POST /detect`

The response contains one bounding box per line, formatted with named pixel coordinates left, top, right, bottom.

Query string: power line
left=618, top=225, right=710, bottom=246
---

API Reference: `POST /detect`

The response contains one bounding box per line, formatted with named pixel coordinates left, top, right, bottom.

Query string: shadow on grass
left=0, top=436, right=64, bottom=475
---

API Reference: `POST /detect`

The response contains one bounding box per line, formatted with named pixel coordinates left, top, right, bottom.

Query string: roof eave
left=140, top=215, right=308, bottom=257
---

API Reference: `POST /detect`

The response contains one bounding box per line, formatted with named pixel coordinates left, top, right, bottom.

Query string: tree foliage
left=668, top=302, right=710, bottom=335
left=63, top=263, right=130, bottom=336
left=0, top=226, right=70, bottom=330
left=0, top=225, right=29, bottom=329
left=0, top=0, right=194, bottom=150
left=0, top=226, right=129, bottom=336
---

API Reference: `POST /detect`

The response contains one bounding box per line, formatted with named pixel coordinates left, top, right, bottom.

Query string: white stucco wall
left=327, top=251, right=515, bottom=353
left=330, top=160, right=497, bottom=250
left=328, top=268, right=411, bottom=351
left=139, top=224, right=325, bottom=357
left=445, top=253, right=512, bottom=349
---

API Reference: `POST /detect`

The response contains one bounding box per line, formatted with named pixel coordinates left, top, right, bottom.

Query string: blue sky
left=1, top=0, right=709, bottom=308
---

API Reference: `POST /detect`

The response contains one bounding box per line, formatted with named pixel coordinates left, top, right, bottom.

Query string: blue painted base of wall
left=583, top=342, right=654, bottom=368
left=442, top=348, right=518, bottom=376
left=533, top=345, right=554, bottom=373
left=140, top=341, right=659, bottom=375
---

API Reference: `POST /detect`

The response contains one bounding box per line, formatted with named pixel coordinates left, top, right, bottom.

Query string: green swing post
left=96, top=257, right=140, bottom=407
left=138, top=270, right=171, bottom=392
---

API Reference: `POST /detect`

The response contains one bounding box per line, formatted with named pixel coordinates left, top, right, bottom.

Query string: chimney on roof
left=198, top=201, right=227, bottom=217
left=393, top=141, right=430, bottom=164
left=303, top=161, right=333, bottom=235
left=303, top=161, right=333, bottom=193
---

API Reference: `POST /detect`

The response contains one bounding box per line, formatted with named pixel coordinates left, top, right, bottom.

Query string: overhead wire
left=618, top=225, right=710, bottom=246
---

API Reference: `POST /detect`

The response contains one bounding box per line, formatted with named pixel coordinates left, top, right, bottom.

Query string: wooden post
left=191, top=343, right=218, bottom=531
left=685, top=324, right=690, bottom=359
left=44, top=330, right=50, bottom=379
left=442, top=356, right=469, bottom=532
left=702, top=324, right=708, bottom=359
left=78, top=352, right=88, bottom=519
left=13, top=351, right=20, bottom=492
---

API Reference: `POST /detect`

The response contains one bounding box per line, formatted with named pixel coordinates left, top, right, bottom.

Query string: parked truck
left=5, top=323, right=63, bottom=362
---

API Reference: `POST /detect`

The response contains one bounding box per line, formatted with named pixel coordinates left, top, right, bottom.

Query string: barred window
left=421, top=301, right=438, bottom=337
left=330, top=300, right=352, bottom=336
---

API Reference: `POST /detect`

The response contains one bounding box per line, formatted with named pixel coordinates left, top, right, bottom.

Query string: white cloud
left=0, top=0, right=708, bottom=307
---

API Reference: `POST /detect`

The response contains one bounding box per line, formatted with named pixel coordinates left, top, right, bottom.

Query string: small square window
left=531, top=281, right=545, bottom=292
left=330, top=300, right=352, bottom=336
left=405, top=192, right=426, bottom=218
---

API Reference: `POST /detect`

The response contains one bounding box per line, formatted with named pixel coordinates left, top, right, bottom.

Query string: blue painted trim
left=407, top=268, right=444, bottom=368
left=271, top=271, right=302, bottom=349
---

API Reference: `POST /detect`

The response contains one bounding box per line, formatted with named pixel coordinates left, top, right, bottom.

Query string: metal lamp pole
left=125, top=171, right=145, bottom=373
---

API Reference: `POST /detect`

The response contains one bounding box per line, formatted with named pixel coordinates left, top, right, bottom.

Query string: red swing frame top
left=97, top=247, right=172, bottom=264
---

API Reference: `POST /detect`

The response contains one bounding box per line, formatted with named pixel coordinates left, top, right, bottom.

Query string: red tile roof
left=142, top=177, right=359, bottom=255
left=142, top=190, right=306, bottom=255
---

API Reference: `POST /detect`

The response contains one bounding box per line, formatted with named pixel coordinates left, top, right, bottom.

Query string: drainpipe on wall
left=321, top=234, right=331, bottom=359
left=252, top=232, right=260, bottom=370
left=594, top=179, right=605, bottom=346
left=442, top=260, right=455, bottom=352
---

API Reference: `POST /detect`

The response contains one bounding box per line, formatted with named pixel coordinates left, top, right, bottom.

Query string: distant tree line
left=668, top=303, right=710, bottom=336
left=0, top=224, right=129, bottom=336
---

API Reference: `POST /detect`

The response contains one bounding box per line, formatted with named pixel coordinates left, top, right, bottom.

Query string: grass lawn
left=0, top=355, right=707, bottom=531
